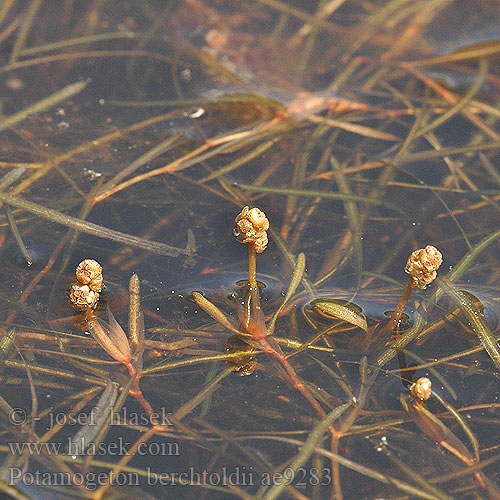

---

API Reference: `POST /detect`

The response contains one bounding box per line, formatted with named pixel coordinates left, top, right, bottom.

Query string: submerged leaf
left=68, top=380, right=117, bottom=456
left=0, top=81, right=87, bottom=132
left=0, top=190, right=190, bottom=257
left=0, top=329, right=16, bottom=360
left=412, top=40, right=500, bottom=66
left=268, top=252, right=306, bottom=335
left=311, top=298, right=368, bottom=332
left=306, top=114, right=400, bottom=141
left=225, top=335, right=256, bottom=376
left=438, top=277, right=500, bottom=371
left=406, top=398, right=475, bottom=466
left=191, top=292, right=239, bottom=334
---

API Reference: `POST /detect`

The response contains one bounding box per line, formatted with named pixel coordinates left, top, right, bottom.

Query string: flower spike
left=235, top=206, right=269, bottom=253
left=410, top=377, right=432, bottom=401
left=405, top=245, right=443, bottom=289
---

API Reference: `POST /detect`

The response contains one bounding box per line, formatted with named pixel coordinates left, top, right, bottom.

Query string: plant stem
left=124, top=361, right=158, bottom=425
left=259, top=337, right=326, bottom=418
left=379, top=277, right=416, bottom=338
left=248, top=244, right=257, bottom=289
left=246, top=243, right=325, bottom=414
left=128, top=273, right=141, bottom=354
left=391, top=277, right=416, bottom=329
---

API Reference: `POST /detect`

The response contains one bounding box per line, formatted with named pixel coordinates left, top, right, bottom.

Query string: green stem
left=128, top=273, right=141, bottom=354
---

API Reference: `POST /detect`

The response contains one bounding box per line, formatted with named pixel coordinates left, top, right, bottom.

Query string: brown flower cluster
left=410, top=377, right=432, bottom=401
left=235, top=206, right=269, bottom=253
left=405, top=245, right=442, bottom=289
left=76, top=259, right=103, bottom=292
left=69, top=283, right=99, bottom=311
left=69, top=259, right=103, bottom=311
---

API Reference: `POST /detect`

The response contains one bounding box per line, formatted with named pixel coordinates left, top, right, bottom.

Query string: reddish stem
left=377, top=276, right=416, bottom=340
left=124, top=360, right=158, bottom=425
left=259, top=337, right=326, bottom=418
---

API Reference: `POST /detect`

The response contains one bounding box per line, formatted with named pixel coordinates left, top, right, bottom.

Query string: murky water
left=1, top=1, right=500, bottom=499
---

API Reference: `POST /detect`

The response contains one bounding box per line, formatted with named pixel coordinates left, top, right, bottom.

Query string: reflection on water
left=0, top=1, right=500, bottom=499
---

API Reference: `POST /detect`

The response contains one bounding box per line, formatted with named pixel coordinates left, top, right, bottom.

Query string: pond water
left=1, top=1, right=500, bottom=499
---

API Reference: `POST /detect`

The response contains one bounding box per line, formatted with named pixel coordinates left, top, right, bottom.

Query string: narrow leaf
left=267, top=252, right=305, bottom=335
left=68, top=380, right=117, bottom=456
left=0, top=81, right=87, bottom=132
left=438, top=277, right=500, bottom=371
left=311, top=299, right=368, bottom=331
left=191, top=292, right=239, bottom=334
left=0, top=190, right=189, bottom=257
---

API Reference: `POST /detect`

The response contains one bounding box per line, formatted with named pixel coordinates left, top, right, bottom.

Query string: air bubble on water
left=190, top=107, right=205, bottom=118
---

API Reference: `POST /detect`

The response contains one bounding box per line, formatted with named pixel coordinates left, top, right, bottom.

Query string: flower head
left=405, top=245, right=442, bottom=289
left=69, top=283, right=100, bottom=311
left=410, top=377, right=432, bottom=401
left=235, top=206, right=269, bottom=253
left=76, top=259, right=103, bottom=292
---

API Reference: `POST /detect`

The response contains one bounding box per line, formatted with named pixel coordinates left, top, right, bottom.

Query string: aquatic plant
left=89, top=274, right=156, bottom=423
left=192, top=206, right=328, bottom=414
left=233, top=205, right=270, bottom=339
left=403, top=376, right=500, bottom=496
left=372, top=245, right=443, bottom=346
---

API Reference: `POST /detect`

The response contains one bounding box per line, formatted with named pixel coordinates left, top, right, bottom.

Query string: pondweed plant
left=193, top=206, right=327, bottom=417
left=88, top=273, right=157, bottom=424
left=331, top=246, right=443, bottom=355
left=371, top=245, right=443, bottom=347
left=402, top=377, right=500, bottom=497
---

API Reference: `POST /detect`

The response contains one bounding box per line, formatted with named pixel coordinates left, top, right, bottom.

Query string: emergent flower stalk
left=387, top=245, right=442, bottom=334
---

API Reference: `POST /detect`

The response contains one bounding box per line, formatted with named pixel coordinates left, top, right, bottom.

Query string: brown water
left=1, top=1, right=500, bottom=499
